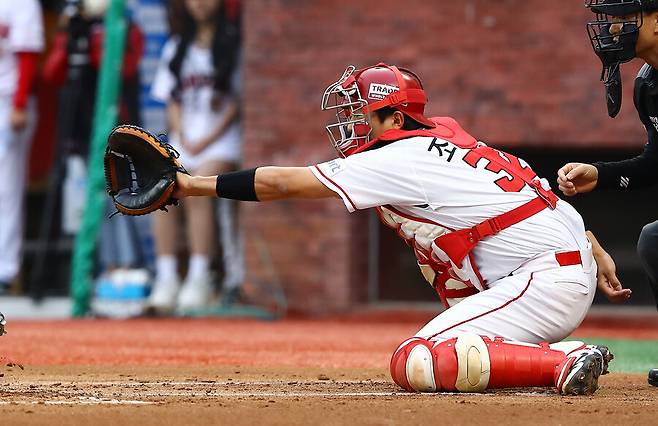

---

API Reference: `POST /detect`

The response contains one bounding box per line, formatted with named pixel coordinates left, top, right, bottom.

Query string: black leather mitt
left=104, top=125, right=188, bottom=216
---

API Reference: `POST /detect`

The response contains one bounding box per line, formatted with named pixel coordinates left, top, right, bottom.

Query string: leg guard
left=390, top=333, right=589, bottom=393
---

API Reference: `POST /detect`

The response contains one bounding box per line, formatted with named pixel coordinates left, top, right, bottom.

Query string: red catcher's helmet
left=321, top=63, right=434, bottom=157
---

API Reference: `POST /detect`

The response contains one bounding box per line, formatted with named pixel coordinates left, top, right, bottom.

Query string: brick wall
left=241, top=0, right=645, bottom=314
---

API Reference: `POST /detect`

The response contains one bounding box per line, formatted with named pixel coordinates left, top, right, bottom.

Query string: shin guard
left=390, top=334, right=585, bottom=393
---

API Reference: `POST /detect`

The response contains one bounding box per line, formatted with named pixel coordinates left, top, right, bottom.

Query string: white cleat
left=177, top=275, right=215, bottom=311
left=146, top=276, right=180, bottom=313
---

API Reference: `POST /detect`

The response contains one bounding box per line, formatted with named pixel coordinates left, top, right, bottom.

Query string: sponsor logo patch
left=368, top=83, right=398, bottom=100
left=324, top=159, right=346, bottom=176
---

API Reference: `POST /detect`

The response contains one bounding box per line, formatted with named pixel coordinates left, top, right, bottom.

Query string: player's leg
left=415, top=265, right=595, bottom=343
left=147, top=205, right=183, bottom=311
left=390, top=255, right=609, bottom=394
left=0, top=99, right=35, bottom=292
left=177, top=159, right=232, bottom=309
left=390, top=333, right=610, bottom=395
left=216, top=197, right=245, bottom=304
left=637, top=220, right=658, bottom=310
left=194, top=125, right=245, bottom=304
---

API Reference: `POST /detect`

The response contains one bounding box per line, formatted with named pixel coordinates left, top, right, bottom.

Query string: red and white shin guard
left=390, top=334, right=590, bottom=393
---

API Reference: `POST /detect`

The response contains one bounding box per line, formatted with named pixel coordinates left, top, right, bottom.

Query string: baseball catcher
left=104, top=124, right=188, bottom=216
left=106, top=63, right=630, bottom=395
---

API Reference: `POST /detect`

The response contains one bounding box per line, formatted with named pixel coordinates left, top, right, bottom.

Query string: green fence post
left=70, top=0, right=127, bottom=317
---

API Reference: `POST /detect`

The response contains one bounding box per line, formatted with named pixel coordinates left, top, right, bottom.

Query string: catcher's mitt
left=0, top=312, right=6, bottom=336
left=104, top=125, right=188, bottom=216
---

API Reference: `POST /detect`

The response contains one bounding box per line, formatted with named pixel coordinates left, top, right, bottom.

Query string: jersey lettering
left=462, top=147, right=536, bottom=193
left=427, top=138, right=457, bottom=162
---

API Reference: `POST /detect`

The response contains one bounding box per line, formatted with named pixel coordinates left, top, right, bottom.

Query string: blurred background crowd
left=1, top=0, right=246, bottom=318
left=1, top=0, right=657, bottom=319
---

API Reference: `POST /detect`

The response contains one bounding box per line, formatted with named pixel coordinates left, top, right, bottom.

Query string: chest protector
left=373, top=117, right=558, bottom=308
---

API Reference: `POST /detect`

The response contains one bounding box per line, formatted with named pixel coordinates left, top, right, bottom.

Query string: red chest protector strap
left=434, top=195, right=554, bottom=269
left=435, top=142, right=559, bottom=268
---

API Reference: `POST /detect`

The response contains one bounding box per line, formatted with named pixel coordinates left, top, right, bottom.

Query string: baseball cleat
left=595, top=345, right=613, bottom=375
left=648, top=368, right=658, bottom=387
left=556, top=346, right=610, bottom=396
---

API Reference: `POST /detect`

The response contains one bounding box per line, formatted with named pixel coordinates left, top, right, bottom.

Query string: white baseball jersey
left=310, top=135, right=590, bottom=286
left=0, top=0, right=42, bottom=283
left=0, top=0, right=44, bottom=97
left=151, top=37, right=242, bottom=167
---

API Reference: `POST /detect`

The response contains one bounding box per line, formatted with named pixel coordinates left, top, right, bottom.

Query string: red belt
left=555, top=250, right=582, bottom=267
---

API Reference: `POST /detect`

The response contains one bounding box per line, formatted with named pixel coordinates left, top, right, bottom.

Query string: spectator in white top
left=149, top=0, right=243, bottom=312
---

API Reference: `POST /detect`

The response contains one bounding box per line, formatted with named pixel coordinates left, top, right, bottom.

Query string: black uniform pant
left=637, top=220, right=658, bottom=311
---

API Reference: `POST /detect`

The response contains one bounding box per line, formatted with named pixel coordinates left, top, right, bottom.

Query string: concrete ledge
left=0, top=297, right=72, bottom=319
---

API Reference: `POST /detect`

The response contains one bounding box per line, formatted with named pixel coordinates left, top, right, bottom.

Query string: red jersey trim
left=313, top=165, right=357, bottom=211
left=430, top=272, right=535, bottom=339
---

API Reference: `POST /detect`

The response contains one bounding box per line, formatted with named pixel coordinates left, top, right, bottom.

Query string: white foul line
left=0, top=398, right=154, bottom=406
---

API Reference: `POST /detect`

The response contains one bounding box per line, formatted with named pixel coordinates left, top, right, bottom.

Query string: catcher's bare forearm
left=254, top=167, right=336, bottom=200
left=177, top=167, right=336, bottom=201
left=177, top=174, right=218, bottom=197
left=586, top=230, right=605, bottom=257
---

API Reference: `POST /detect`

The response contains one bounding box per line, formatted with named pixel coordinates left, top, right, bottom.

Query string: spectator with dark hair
left=148, top=0, right=243, bottom=312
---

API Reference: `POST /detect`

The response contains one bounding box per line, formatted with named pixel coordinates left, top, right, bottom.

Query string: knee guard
left=389, top=333, right=489, bottom=392
left=390, top=337, right=439, bottom=392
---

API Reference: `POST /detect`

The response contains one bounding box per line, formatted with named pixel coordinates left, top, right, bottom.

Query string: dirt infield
left=1, top=317, right=657, bottom=425
left=1, top=366, right=655, bottom=426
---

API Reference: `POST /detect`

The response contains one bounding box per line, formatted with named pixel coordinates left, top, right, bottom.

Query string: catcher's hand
left=104, top=125, right=188, bottom=216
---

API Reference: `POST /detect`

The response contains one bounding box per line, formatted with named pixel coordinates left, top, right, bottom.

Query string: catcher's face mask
left=0, top=312, right=6, bottom=336
left=585, top=0, right=645, bottom=117
left=321, top=65, right=373, bottom=158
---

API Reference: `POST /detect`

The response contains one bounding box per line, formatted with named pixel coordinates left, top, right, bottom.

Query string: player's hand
left=174, top=172, right=218, bottom=198
left=593, top=248, right=632, bottom=303
left=174, top=171, right=192, bottom=199
left=557, top=163, right=598, bottom=196
left=9, top=108, right=28, bottom=131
